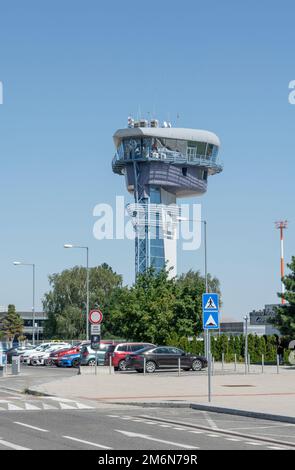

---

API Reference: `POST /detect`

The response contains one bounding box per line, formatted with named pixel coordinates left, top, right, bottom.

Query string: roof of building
left=113, top=128, right=220, bottom=149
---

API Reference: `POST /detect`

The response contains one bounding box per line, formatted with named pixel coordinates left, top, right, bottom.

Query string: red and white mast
left=275, top=220, right=288, bottom=304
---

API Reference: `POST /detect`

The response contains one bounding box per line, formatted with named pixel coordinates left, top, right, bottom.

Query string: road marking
left=226, top=438, right=240, bottom=442
left=63, top=435, right=112, bottom=449
left=107, top=414, right=120, bottom=418
left=267, top=446, right=286, bottom=450
left=188, top=430, right=202, bottom=434
left=25, top=403, right=41, bottom=411
left=206, top=433, right=220, bottom=438
left=173, top=427, right=186, bottom=430
left=115, top=430, right=199, bottom=449
left=59, top=403, right=77, bottom=410
left=7, top=403, right=24, bottom=411
left=245, top=442, right=263, bottom=446
left=202, top=411, right=218, bottom=429
left=159, top=424, right=172, bottom=428
left=42, top=403, right=58, bottom=410
left=14, top=422, right=49, bottom=432
left=75, top=402, right=94, bottom=410
left=0, top=438, right=30, bottom=450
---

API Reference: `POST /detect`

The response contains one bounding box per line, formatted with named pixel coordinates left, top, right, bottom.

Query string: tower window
left=182, top=167, right=188, bottom=176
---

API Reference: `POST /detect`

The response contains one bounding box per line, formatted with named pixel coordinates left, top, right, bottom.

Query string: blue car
left=58, top=352, right=80, bottom=368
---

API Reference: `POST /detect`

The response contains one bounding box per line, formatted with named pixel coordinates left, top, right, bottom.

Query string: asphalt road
left=1, top=365, right=295, bottom=450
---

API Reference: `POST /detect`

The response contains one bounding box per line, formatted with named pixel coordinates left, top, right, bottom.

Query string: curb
left=24, top=388, right=54, bottom=398
left=190, top=403, right=295, bottom=424
left=109, top=400, right=295, bottom=423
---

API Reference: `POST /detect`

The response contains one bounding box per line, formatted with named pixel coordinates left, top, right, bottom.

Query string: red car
left=49, top=346, right=81, bottom=366
left=106, top=342, right=155, bottom=371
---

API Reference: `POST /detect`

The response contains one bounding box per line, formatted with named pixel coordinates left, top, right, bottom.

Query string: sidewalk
left=26, top=363, right=295, bottom=421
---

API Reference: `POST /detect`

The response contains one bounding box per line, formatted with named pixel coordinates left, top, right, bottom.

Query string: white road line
left=245, top=442, right=263, bottom=446
left=14, top=422, right=49, bottom=433
left=59, top=403, right=77, bottom=410
left=267, top=446, right=286, bottom=450
left=173, top=427, right=186, bottom=430
left=75, top=402, right=94, bottom=410
left=226, top=438, right=241, bottom=442
left=188, top=431, right=202, bottom=434
left=63, top=436, right=112, bottom=449
left=206, top=434, right=220, bottom=438
left=25, top=403, right=41, bottom=411
left=7, top=403, right=24, bottom=411
left=202, top=411, right=218, bottom=429
left=115, top=430, right=199, bottom=449
left=107, top=415, right=120, bottom=418
left=0, top=438, right=30, bottom=450
left=159, top=424, right=172, bottom=428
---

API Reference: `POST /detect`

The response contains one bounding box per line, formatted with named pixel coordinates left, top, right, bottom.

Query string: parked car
left=27, top=343, right=70, bottom=366
left=80, top=341, right=120, bottom=366
left=49, top=345, right=80, bottom=366
left=20, top=343, right=57, bottom=364
left=105, top=342, right=156, bottom=371
left=58, top=352, right=81, bottom=368
left=125, top=346, right=208, bottom=373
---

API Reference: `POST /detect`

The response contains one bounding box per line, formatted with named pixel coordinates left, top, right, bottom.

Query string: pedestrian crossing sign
left=202, top=293, right=219, bottom=330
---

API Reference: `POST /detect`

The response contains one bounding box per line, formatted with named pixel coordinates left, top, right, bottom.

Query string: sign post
left=89, top=309, right=103, bottom=375
left=202, top=293, right=219, bottom=403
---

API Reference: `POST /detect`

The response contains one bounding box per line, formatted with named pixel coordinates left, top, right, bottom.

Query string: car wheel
left=145, top=361, right=156, bottom=373
left=192, top=359, right=203, bottom=371
left=72, top=359, right=80, bottom=368
left=30, top=360, right=38, bottom=366
left=136, top=369, right=143, bottom=373
left=118, top=360, right=127, bottom=371
left=87, top=359, right=96, bottom=366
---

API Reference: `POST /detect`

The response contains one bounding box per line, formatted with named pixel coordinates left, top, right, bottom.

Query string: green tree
left=109, top=268, right=221, bottom=345
left=1, top=305, right=23, bottom=341
left=271, top=256, right=295, bottom=338
left=55, top=306, right=85, bottom=340
left=43, top=263, right=122, bottom=338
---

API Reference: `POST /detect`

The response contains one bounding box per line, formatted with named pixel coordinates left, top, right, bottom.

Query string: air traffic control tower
left=112, top=118, right=222, bottom=277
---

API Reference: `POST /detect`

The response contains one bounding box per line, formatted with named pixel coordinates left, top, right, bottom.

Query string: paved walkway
left=26, top=363, right=295, bottom=420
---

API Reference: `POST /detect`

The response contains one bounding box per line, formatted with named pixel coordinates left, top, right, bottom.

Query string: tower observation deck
left=112, top=118, right=222, bottom=277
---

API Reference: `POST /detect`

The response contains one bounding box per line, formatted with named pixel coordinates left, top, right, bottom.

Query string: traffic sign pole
left=208, top=333, right=211, bottom=402
left=202, top=293, right=219, bottom=403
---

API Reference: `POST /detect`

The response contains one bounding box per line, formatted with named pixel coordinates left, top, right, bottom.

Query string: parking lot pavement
left=0, top=364, right=77, bottom=394
left=0, top=406, right=293, bottom=450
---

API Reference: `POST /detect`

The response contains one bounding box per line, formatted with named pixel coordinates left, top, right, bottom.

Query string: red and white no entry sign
left=89, top=309, right=103, bottom=324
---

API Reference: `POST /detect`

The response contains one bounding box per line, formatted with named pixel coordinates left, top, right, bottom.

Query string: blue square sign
left=202, top=293, right=219, bottom=330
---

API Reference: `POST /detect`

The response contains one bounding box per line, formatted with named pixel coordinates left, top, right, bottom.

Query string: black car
left=125, top=346, right=207, bottom=373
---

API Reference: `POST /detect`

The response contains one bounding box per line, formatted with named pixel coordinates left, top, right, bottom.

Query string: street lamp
left=13, top=261, right=36, bottom=345
left=244, top=315, right=249, bottom=374
left=64, top=244, right=89, bottom=340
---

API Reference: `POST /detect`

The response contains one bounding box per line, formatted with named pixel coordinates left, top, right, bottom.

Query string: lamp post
left=64, top=244, right=89, bottom=340
left=177, top=217, right=209, bottom=359
left=244, top=315, right=248, bottom=374
left=13, top=262, right=35, bottom=345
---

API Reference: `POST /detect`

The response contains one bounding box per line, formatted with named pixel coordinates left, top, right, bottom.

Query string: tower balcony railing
left=112, top=147, right=223, bottom=175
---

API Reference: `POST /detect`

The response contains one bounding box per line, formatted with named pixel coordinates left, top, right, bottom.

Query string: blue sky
left=0, top=0, right=294, bottom=320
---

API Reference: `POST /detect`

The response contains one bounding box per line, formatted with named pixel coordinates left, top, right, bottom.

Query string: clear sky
left=0, top=0, right=294, bottom=320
